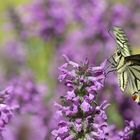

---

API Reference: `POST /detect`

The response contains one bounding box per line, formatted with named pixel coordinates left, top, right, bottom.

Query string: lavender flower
left=52, top=56, right=135, bottom=140
left=118, top=121, right=135, bottom=140
left=5, top=74, right=46, bottom=115
left=0, top=104, right=17, bottom=131
left=111, top=4, right=130, bottom=26
left=18, top=0, right=70, bottom=42
left=0, top=88, right=18, bottom=132
left=52, top=56, right=106, bottom=139
left=0, top=74, right=55, bottom=140
left=0, top=40, right=26, bottom=79
left=3, top=41, right=26, bottom=65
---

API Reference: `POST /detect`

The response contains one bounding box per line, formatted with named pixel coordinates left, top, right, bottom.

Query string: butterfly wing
left=125, top=54, right=140, bottom=64
left=112, top=26, right=131, bottom=57
left=125, top=55, right=140, bottom=103
left=107, top=27, right=140, bottom=104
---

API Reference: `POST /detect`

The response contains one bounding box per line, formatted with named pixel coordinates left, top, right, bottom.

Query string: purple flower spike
left=5, top=75, right=46, bottom=114
left=53, top=56, right=136, bottom=139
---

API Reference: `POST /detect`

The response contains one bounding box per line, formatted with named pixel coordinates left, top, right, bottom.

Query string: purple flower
left=118, top=121, right=135, bottom=140
left=65, top=90, right=76, bottom=101
left=52, top=121, right=72, bottom=140
left=52, top=56, right=136, bottom=139
left=81, top=100, right=91, bottom=112
left=2, top=115, right=46, bottom=140
left=132, top=124, right=140, bottom=140
left=0, top=104, right=18, bottom=131
left=4, top=41, right=26, bottom=65
left=18, top=0, right=69, bottom=41
left=5, top=74, right=46, bottom=114
left=52, top=57, right=107, bottom=139
left=0, top=88, right=18, bottom=133
left=58, top=55, right=105, bottom=91
left=74, top=119, right=82, bottom=132
left=111, top=4, right=130, bottom=26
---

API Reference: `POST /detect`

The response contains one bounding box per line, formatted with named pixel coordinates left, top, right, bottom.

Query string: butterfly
left=107, top=26, right=140, bottom=104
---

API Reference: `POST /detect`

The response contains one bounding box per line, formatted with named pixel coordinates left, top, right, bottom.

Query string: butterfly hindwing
left=125, top=55, right=140, bottom=103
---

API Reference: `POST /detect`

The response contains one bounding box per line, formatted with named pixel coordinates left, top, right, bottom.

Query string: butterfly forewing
left=113, top=27, right=131, bottom=57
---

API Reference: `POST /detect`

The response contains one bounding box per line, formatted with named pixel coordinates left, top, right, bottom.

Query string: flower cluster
left=0, top=74, right=54, bottom=140
left=0, top=88, right=18, bottom=132
left=52, top=56, right=135, bottom=140
left=5, top=74, right=47, bottom=115
left=18, top=0, right=69, bottom=41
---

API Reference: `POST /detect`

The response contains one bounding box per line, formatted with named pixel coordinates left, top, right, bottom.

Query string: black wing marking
left=125, top=54, right=140, bottom=64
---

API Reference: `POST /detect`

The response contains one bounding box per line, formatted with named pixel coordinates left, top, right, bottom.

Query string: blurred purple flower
left=118, top=121, right=135, bottom=140
left=0, top=88, right=18, bottom=133
left=5, top=74, right=46, bottom=115
left=19, top=0, right=70, bottom=41
left=0, top=104, right=18, bottom=132
left=0, top=40, right=27, bottom=79
left=4, top=41, right=26, bottom=65
left=2, top=115, right=46, bottom=140
left=0, top=74, right=58, bottom=140
left=132, top=124, right=140, bottom=140
left=111, top=4, right=131, bottom=26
